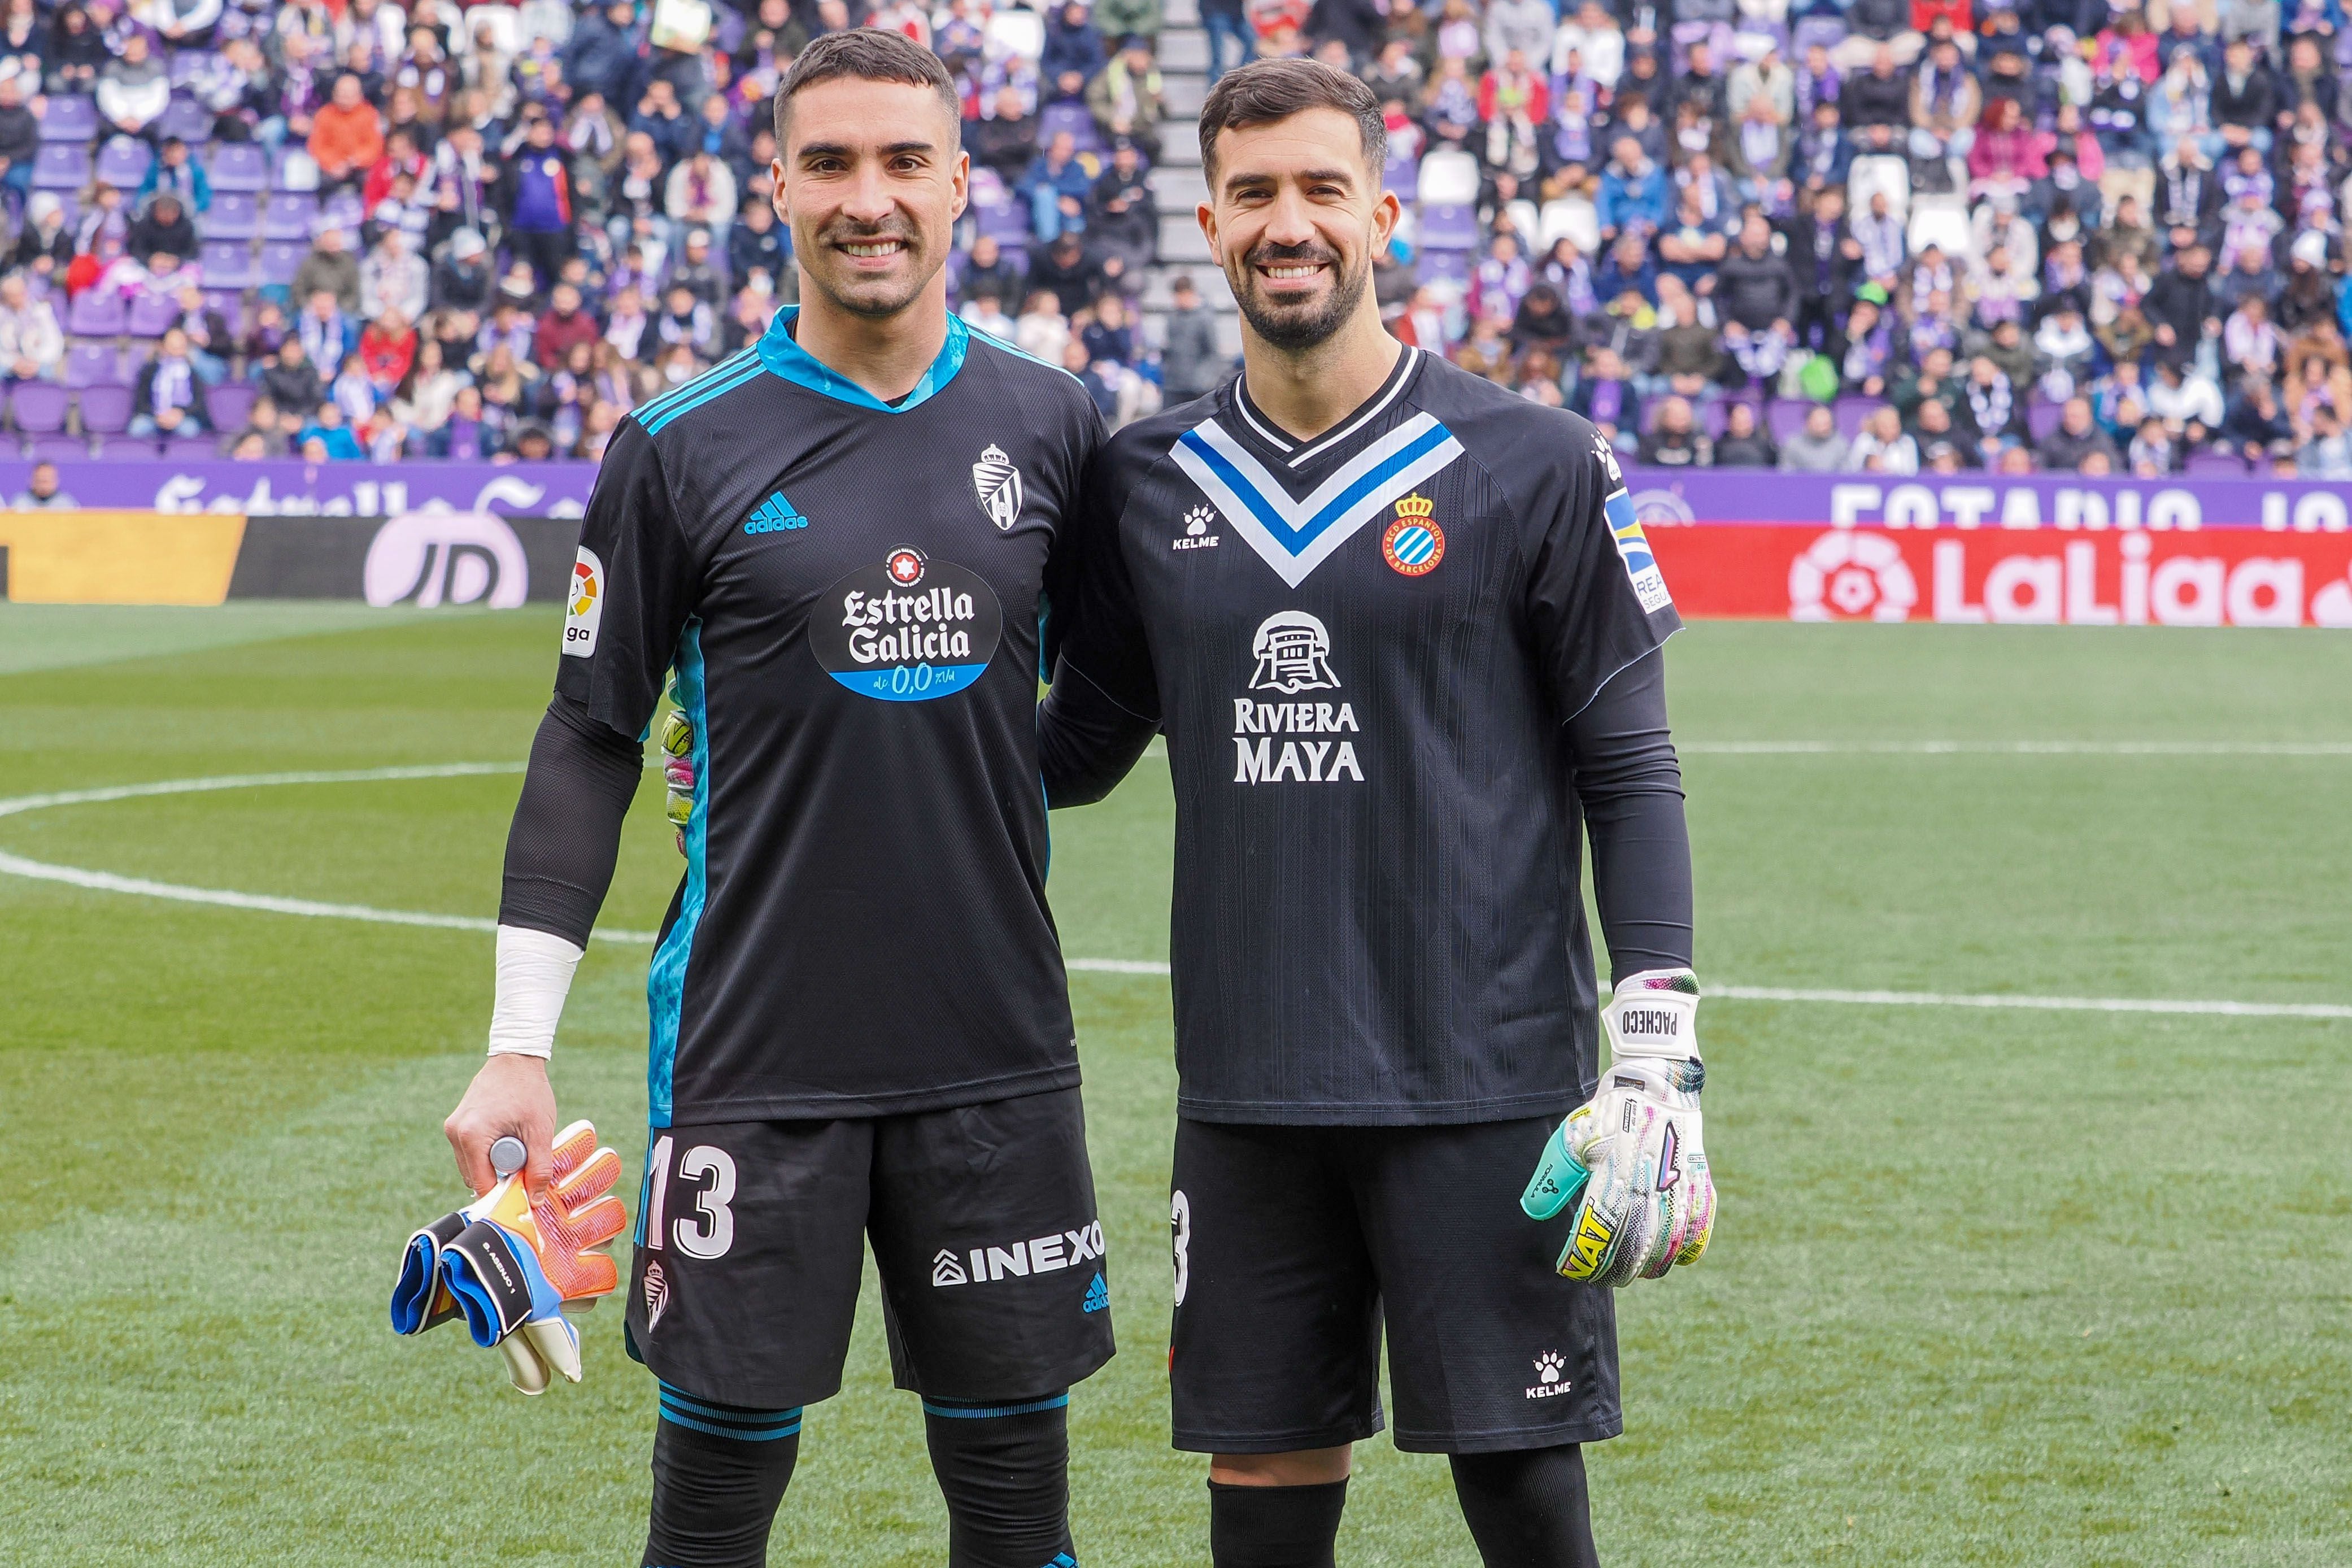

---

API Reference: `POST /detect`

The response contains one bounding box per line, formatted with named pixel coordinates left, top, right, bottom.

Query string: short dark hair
left=773, top=28, right=961, bottom=150
left=1197, top=58, right=1383, bottom=190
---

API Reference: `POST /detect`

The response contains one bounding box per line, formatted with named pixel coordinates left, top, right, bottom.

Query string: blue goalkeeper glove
left=1521, top=969, right=1716, bottom=1287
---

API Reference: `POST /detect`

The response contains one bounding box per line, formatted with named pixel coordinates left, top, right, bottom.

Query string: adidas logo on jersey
left=933, top=1221, right=1107, bottom=1287
left=1081, top=1273, right=1109, bottom=1313
left=744, top=494, right=810, bottom=535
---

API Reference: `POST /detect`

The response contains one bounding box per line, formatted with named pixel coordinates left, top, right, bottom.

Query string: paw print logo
left=1184, top=505, right=1216, bottom=537
left=1535, top=1351, right=1565, bottom=1384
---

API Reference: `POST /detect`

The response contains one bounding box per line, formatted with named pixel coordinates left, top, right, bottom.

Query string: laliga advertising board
left=1622, top=472, right=2352, bottom=628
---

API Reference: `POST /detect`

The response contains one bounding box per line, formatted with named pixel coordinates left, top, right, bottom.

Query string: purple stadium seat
left=2184, top=448, right=2250, bottom=477
left=1419, top=203, right=1479, bottom=251
left=1382, top=153, right=1419, bottom=195
left=95, top=137, right=155, bottom=190
left=201, top=240, right=258, bottom=289
left=977, top=201, right=1031, bottom=243
left=33, top=142, right=90, bottom=190
left=208, top=142, right=269, bottom=193
left=1793, top=15, right=1848, bottom=53
left=63, top=343, right=120, bottom=387
left=66, top=289, right=127, bottom=338
left=1832, top=395, right=1884, bottom=437
left=968, top=167, right=1008, bottom=207
left=79, top=384, right=132, bottom=434
left=168, top=49, right=217, bottom=87
left=38, top=95, right=98, bottom=142
left=260, top=193, right=317, bottom=241
left=164, top=435, right=222, bottom=460
left=88, top=435, right=160, bottom=458
left=205, top=191, right=260, bottom=240
left=2025, top=399, right=2063, bottom=442
left=1039, top=101, right=1099, bottom=155
left=258, top=241, right=308, bottom=286
left=1414, top=249, right=1470, bottom=285
left=320, top=191, right=365, bottom=233
left=205, top=380, right=257, bottom=432
left=204, top=290, right=246, bottom=335
left=127, top=293, right=181, bottom=338
left=10, top=382, right=69, bottom=433
left=1767, top=398, right=1814, bottom=441
left=156, top=95, right=213, bottom=145
left=29, top=433, right=92, bottom=460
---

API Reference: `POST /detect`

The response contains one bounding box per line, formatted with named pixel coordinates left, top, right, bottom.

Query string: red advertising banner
left=1647, top=525, right=2352, bottom=628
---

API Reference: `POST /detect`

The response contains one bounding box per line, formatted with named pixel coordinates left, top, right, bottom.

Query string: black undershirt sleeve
left=1566, top=648, right=1695, bottom=981
left=495, top=702, right=646, bottom=948
left=1036, top=660, right=1160, bottom=809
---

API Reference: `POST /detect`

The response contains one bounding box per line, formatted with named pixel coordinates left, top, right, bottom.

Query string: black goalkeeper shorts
left=624, top=1087, right=1114, bottom=1409
left=1169, top=1115, right=1622, bottom=1456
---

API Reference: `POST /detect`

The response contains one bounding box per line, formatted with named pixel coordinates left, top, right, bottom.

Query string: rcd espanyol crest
left=972, top=443, right=1023, bottom=532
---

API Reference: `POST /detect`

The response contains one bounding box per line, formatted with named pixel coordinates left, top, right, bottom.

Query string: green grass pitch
left=1, top=607, right=2346, bottom=1566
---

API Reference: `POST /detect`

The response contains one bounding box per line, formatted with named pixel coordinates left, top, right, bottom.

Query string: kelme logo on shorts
left=809, top=547, right=1004, bottom=702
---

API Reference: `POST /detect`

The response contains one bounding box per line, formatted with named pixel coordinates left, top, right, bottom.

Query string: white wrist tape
left=486, top=924, right=586, bottom=1059
left=1601, top=968, right=1702, bottom=1063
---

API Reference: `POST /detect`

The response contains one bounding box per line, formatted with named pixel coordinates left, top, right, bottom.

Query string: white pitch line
left=0, top=763, right=660, bottom=946
left=1681, top=741, right=2352, bottom=757
left=1, top=768, right=2344, bottom=1021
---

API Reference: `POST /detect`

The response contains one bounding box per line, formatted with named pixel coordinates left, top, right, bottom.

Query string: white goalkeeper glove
left=1521, top=969, right=1715, bottom=1287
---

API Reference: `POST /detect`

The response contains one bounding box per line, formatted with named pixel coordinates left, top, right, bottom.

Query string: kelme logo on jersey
left=1526, top=1351, right=1573, bottom=1400
left=810, top=548, right=1004, bottom=702
left=1173, top=504, right=1221, bottom=552
left=1604, top=489, right=1675, bottom=615
left=561, top=546, right=604, bottom=657
left=744, top=493, right=809, bottom=535
left=1380, top=494, right=1444, bottom=577
left=972, top=443, right=1024, bottom=532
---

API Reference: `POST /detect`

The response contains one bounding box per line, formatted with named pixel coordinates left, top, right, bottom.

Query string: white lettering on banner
left=1917, top=532, right=2321, bottom=626
left=2263, top=492, right=2351, bottom=533
left=1825, top=483, right=2207, bottom=531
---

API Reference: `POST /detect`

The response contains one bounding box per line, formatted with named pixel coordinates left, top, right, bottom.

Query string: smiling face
left=1200, top=106, right=1396, bottom=355
left=775, top=76, right=967, bottom=321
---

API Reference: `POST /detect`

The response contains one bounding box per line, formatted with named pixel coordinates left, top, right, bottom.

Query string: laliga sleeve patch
left=1602, top=488, right=1674, bottom=615
left=563, top=546, right=606, bottom=657
left=811, top=547, right=1004, bottom=702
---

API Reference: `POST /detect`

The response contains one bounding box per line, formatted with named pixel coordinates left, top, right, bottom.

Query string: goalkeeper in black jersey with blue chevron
left=1037, top=62, right=1714, bottom=1568
left=442, top=34, right=1110, bottom=1568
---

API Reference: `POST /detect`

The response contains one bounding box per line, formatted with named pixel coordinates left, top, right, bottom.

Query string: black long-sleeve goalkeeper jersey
left=1045, top=346, right=1688, bottom=1127
left=500, top=308, right=1102, bottom=1128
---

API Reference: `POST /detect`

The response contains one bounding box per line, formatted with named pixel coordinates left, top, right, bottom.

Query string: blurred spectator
left=1031, top=228, right=1108, bottom=316
left=131, top=329, right=211, bottom=438
left=1779, top=404, right=1850, bottom=470
left=1638, top=397, right=1714, bottom=465
left=11, top=460, right=75, bottom=509
left=311, top=73, right=387, bottom=192
left=1024, top=130, right=1096, bottom=245
left=1716, top=400, right=1778, bottom=465
left=1160, top=274, right=1226, bottom=403
left=1090, top=37, right=1165, bottom=158
left=0, top=269, right=59, bottom=381
left=99, top=32, right=172, bottom=138
left=361, top=228, right=429, bottom=321
left=294, top=228, right=363, bottom=315
left=0, top=71, right=34, bottom=211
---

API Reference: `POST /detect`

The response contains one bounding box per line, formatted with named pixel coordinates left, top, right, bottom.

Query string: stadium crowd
left=1348, top=0, right=2352, bottom=475
left=0, top=0, right=1192, bottom=464
left=13, top=0, right=2352, bottom=476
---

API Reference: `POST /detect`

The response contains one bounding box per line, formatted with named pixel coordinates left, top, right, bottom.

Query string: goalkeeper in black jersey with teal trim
left=442, top=34, right=1113, bottom=1568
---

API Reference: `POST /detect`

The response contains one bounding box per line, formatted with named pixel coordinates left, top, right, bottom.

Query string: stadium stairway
left=1140, top=0, right=1244, bottom=371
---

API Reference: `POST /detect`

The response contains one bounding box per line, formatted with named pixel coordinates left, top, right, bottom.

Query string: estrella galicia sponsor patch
left=810, top=548, right=1003, bottom=701
left=1603, top=489, right=1674, bottom=614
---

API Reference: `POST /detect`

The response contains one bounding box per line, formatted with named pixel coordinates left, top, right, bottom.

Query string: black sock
left=1448, top=1445, right=1599, bottom=1568
left=922, top=1391, right=1077, bottom=1568
left=1206, top=1478, right=1348, bottom=1568
left=642, top=1383, right=803, bottom=1568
